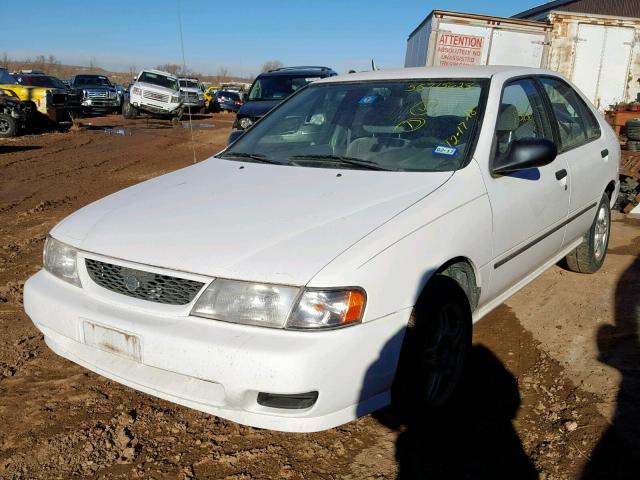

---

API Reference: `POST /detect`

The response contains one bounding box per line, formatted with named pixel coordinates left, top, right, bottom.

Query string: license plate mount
left=83, top=321, right=142, bottom=362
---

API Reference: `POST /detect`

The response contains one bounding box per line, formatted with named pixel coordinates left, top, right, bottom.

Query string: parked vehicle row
left=2, top=63, right=323, bottom=137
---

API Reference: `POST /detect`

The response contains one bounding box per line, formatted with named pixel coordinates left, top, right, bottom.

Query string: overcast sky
left=1, top=0, right=542, bottom=76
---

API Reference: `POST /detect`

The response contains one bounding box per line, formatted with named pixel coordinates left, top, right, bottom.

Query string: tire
left=171, top=108, right=183, bottom=123
left=393, top=275, right=472, bottom=410
left=122, top=100, right=138, bottom=119
left=564, top=193, right=611, bottom=274
left=0, top=113, right=18, bottom=138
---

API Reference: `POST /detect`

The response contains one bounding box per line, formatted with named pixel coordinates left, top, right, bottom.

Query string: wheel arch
left=605, top=180, right=616, bottom=208
left=415, top=257, right=481, bottom=313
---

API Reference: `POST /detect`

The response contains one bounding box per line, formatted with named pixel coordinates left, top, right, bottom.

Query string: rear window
left=248, top=75, right=321, bottom=101
left=219, top=91, right=240, bottom=100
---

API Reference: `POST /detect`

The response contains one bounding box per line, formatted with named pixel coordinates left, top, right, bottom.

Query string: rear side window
left=539, top=77, right=601, bottom=150
left=495, top=79, right=553, bottom=160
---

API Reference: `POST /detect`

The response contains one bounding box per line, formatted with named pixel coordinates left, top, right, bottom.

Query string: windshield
left=0, top=69, right=18, bottom=85
left=15, top=75, right=66, bottom=89
left=73, top=75, right=112, bottom=87
left=179, top=79, right=199, bottom=88
left=138, top=72, right=178, bottom=91
left=247, top=75, right=321, bottom=101
left=224, top=79, right=486, bottom=172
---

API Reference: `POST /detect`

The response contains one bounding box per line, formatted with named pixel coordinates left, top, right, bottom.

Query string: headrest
left=496, top=104, right=519, bottom=132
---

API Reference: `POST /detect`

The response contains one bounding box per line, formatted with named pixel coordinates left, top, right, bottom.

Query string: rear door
left=537, top=76, right=606, bottom=246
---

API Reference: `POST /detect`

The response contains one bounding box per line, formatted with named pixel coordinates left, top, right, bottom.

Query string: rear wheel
left=0, top=113, right=18, bottom=138
left=564, top=193, right=611, bottom=274
left=394, top=275, right=472, bottom=409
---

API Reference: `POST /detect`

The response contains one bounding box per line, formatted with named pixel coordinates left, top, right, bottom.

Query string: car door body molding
left=493, top=201, right=597, bottom=269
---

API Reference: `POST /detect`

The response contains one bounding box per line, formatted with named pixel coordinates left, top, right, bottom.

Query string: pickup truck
left=70, top=74, right=119, bottom=114
left=178, top=77, right=205, bottom=113
left=123, top=69, right=183, bottom=121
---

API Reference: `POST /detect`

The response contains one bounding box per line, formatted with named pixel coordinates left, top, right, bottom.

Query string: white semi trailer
left=405, top=10, right=552, bottom=70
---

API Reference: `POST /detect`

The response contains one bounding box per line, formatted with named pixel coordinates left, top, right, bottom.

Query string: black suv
left=233, top=66, right=336, bottom=130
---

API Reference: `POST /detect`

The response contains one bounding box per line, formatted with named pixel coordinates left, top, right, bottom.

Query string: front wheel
left=0, top=113, right=18, bottom=138
left=122, top=100, right=138, bottom=119
left=564, top=193, right=611, bottom=274
left=393, top=275, right=471, bottom=410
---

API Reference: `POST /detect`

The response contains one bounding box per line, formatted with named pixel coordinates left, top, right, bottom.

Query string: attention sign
left=435, top=33, right=484, bottom=66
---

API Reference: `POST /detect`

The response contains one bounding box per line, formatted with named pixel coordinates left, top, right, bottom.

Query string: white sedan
left=24, top=66, right=619, bottom=432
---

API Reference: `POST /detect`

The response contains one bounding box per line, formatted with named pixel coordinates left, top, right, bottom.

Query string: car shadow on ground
left=0, top=145, right=42, bottom=154
left=369, top=342, right=537, bottom=479
left=581, top=256, right=640, bottom=479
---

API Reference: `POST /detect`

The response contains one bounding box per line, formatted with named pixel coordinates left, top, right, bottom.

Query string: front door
left=480, top=78, right=570, bottom=301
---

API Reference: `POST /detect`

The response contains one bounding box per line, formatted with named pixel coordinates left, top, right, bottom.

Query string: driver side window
left=496, top=79, right=553, bottom=160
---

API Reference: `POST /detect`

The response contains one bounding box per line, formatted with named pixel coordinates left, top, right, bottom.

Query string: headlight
left=132, top=87, right=141, bottom=95
left=191, top=279, right=299, bottom=328
left=239, top=117, right=253, bottom=129
left=287, top=289, right=365, bottom=329
left=43, top=235, right=81, bottom=287
left=171, top=95, right=180, bottom=103
left=191, top=280, right=365, bottom=330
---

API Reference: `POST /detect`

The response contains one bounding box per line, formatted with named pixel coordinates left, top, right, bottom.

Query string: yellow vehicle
left=0, top=68, right=70, bottom=123
left=203, top=85, right=220, bottom=111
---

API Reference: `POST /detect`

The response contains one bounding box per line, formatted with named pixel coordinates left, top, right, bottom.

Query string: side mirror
left=492, top=138, right=557, bottom=175
left=227, top=129, right=245, bottom=145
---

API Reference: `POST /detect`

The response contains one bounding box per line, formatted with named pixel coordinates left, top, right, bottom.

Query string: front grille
left=87, top=91, right=108, bottom=99
left=143, top=90, right=170, bottom=103
left=85, top=259, right=204, bottom=305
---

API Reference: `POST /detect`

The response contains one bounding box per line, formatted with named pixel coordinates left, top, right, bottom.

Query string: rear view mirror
left=492, top=138, right=557, bottom=175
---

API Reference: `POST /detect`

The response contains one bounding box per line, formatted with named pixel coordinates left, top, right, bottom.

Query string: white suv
left=124, top=69, right=182, bottom=120
left=25, top=66, right=619, bottom=433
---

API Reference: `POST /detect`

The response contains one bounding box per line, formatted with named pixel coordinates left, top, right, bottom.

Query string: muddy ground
left=0, top=114, right=639, bottom=479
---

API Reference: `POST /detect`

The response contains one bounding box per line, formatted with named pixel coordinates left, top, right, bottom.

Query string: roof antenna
left=177, top=0, right=196, bottom=164
left=371, top=59, right=378, bottom=71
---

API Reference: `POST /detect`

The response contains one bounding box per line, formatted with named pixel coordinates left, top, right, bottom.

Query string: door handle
left=601, top=149, right=609, bottom=158
left=555, top=169, right=567, bottom=180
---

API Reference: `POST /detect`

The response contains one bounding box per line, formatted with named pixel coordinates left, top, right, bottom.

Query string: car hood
left=52, top=158, right=452, bottom=285
left=136, top=82, right=178, bottom=95
left=237, top=100, right=279, bottom=118
left=77, top=86, right=115, bottom=92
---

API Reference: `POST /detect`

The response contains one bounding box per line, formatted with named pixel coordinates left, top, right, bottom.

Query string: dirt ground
left=1, top=114, right=639, bottom=479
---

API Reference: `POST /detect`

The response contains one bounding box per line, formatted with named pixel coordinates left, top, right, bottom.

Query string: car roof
left=258, top=66, right=336, bottom=78
left=315, top=66, right=560, bottom=84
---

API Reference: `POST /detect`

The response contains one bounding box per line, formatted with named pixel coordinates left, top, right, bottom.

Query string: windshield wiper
left=218, top=151, right=284, bottom=165
left=288, top=154, right=393, bottom=171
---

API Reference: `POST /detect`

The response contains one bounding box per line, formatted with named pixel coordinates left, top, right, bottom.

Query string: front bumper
left=131, top=96, right=180, bottom=115
left=182, top=100, right=204, bottom=109
left=24, top=268, right=409, bottom=432
left=81, top=99, right=119, bottom=109
left=46, top=106, right=71, bottom=123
